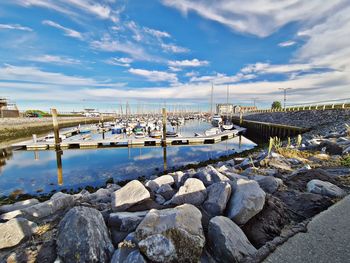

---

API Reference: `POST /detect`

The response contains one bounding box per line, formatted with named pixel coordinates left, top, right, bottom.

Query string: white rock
left=0, top=199, right=39, bottom=214
left=226, top=179, right=266, bottom=225
left=111, top=180, right=150, bottom=212
left=170, top=178, right=207, bottom=206
left=0, top=218, right=37, bottom=249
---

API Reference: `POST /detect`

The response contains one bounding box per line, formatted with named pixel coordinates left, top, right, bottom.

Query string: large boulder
left=242, top=195, right=290, bottom=248
left=0, top=199, right=39, bottom=214
left=112, top=180, right=150, bottom=212
left=307, top=179, right=346, bottom=198
left=56, top=206, right=114, bottom=263
left=170, top=178, right=207, bottom=206
left=145, top=175, right=175, bottom=192
left=0, top=218, right=37, bottom=249
left=135, top=204, right=205, bottom=263
left=0, top=192, right=75, bottom=221
left=193, top=165, right=229, bottom=186
left=203, top=182, right=232, bottom=217
left=226, top=179, right=266, bottom=225
left=208, top=216, right=257, bottom=263
left=254, top=175, right=283, bottom=194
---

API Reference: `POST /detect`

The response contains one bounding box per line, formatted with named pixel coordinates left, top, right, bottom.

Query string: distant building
left=0, top=98, right=20, bottom=118
left=216, top=104, right=257, bottom=115
left=216, top=104, right=234, bottom=115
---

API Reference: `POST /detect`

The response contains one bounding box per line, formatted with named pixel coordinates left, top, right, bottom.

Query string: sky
left=0, top=0, right=350, bottom=112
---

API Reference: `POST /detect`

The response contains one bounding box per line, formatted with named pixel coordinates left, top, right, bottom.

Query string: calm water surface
left=0, top=120, right=256, bottom=197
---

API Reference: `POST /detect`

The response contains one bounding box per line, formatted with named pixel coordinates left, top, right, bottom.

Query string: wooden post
left=162, top=108, right=167, bottom=146
left=56, top=149, right=63, bottom=185
left=32, top=134, right=37, bottom=144
left=101, top=115, right=105, bottom=140
left=51, top=109, right=61, bottom=151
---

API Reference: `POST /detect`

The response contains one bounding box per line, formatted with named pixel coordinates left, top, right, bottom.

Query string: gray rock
left=112, top=180, right=150, bottom=212
left=319, top=141, right=343, bottom=155
left=153, top=175, right=174, bottom=187
left=145, top=180, right=158, bottom=193
left=0, top=199, right=39, bottom=214
left=171, top=171, right=190, bottom=188
left=0, top=192, right=75, bottom=221
left=226, top=179, right=266, bottom=224
left=254, top=176, right=282, bottom=194
left=111, top=246, right=136, bottom=263
left=264, top=157, right=292, bottom=171
left=208, top=216, right=257, bottom=263
left=89, top=188, right=112, bottom=203
left=109, top=211, right=149, bottom=233
left=307, top=179, right=346, bottom=198
left=0, top=218, right=37, bottom=249
left=57, top=206, right=114, bottom=263
left=156, top=184, right=176, bottom=200
left=203, top=182, right=231, bottom=216
left=138, top=234, right=177, bottom=262
left=154, top=194, right=166, bottom=205
left=194, top=165, right=229, bottom=186
left=170, top=178, right=207, bottom=206
left=135, top=204, right=205, bottom=263
left=125, top=250, right=147, bottom=263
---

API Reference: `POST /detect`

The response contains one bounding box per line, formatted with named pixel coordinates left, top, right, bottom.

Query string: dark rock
left=202, top=182, right=231, bottom=217
left=242, top=195, right=290, bottom=248
left=319, top=140, right=343, bottom=155
left=57, top=206, right=114, bottom=263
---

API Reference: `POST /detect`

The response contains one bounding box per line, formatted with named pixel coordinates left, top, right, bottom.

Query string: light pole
left=279, top=88, right=292, bottom=108
left=251, top=97, right=258, bottom=108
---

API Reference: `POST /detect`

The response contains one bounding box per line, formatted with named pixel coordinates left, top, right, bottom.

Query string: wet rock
left=319, top=140, right=343, bottom=155
left=112, top=180, right=150, bottom=212
left=156, top=184, right=176, bottom=200
left=203, top=182, right=231, bottom=217
left=0, top=198, right=39, bottom=214
left=242, top=195, right=290, bottom=248
left=208, top=216, right=257, bottom=263
left=0, top=192, right=75, bottom=221
left=0, top=218, right=37, bottom=249
left=135, top=204, right=205, bottom=263
left=193, top=165, right=229, bottom=186
left=254, top=176, right=283, bottom=194
left=57, top=206, right=114, bottom=263
left=226, top=179, right=266, bottom=225
left=170, top=178, right=207, bottom=206
left=307, top=179, right=346, bottom=198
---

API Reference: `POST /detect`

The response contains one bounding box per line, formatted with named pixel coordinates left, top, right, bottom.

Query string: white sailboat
left=222, top=85, right=233, bottom=130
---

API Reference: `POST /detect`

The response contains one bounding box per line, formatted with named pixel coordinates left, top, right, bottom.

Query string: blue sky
left=0, top=0, right=350, bottom=112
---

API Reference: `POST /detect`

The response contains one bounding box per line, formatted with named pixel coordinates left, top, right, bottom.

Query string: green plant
left=271, top=101, right=282, bottom=109
left=341, top=155, right=350, bottom=167
left=268, top=136, right=282, bottom=155
left=296, top=134, right=302, bottom=147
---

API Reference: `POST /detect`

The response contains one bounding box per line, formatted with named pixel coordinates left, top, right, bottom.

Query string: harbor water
left=0, top=120, right=256, bottom=197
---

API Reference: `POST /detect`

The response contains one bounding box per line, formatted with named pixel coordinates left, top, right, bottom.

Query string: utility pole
left=251, top=97, right=258, bottom=107
left=279, top=88, right=292, bottom=108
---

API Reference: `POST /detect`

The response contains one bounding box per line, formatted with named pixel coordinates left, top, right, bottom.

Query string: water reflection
left=0, top=121, right=257, bottom=197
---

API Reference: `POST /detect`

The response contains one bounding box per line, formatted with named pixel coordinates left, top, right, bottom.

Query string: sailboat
left=209, top=83, right=223, bottom=127
left=222, top=85, right=234, bottom=130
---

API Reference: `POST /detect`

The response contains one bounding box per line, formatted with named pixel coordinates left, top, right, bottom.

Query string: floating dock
left=11, top=129, right=244, bottom=151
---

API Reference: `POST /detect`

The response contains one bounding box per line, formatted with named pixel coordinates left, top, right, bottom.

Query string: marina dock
left=11, top=129, right=244, bottom=151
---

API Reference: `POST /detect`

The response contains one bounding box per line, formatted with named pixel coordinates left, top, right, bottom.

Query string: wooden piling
left=162, top=108, right=167, bottom=147
left=51, top=109, right=61, bottom=151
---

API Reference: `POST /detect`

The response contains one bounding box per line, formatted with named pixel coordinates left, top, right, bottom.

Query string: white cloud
left=168, top=59, right=209, bottom=67
left=26, top=55, right=81, bottom=65
left=0, top=23, right=32, bottom=31
left=42, top=20, right=83, bottom=40
left=144, top=27, right=170, bottom=39
left=105, top=57, right=133, bottom=67
left=126, top=21, right=143, bottom=42
left=241, top=62, right=316, bottom=75
left=128, top=68, right=178, bottom=84
left=168, top=66, right=182, bottom=72
left=190, top=72, right=256, bottom=84
left=278, top=40, right=296, bottom=47
left=161, top=0, right=345, bottom=37
left=13, top=0, right=119, bottom=22
left=161, top=43, right=189, bottom=53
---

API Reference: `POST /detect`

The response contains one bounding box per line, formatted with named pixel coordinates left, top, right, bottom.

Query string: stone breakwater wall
left=242, top=109, right=350, bottom=129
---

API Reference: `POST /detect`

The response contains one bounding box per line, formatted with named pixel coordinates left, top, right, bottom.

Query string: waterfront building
left=0, top=98, right=20, bottom=118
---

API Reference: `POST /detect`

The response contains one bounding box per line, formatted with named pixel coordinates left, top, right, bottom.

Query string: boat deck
left=11, top=128, right=245, bottom=151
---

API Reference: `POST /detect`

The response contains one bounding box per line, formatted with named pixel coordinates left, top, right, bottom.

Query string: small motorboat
left=205, top=128, right=220, bottom=136
left=166, top=131, right=178, bottom=137
left=150, top=130, right=162, bottom=138
left=44, top=133, right=67, bottom=142
left=222, top=121, right=234, bottom=130
left=134, top=131, right=145, bottom=138
left=111, top=125, right=123, bottom=134
left=211, top=114, right=222, bottom=127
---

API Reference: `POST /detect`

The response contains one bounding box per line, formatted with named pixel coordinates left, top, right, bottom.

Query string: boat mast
left=210, top=82, right=214, bottom=117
